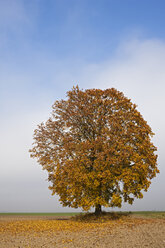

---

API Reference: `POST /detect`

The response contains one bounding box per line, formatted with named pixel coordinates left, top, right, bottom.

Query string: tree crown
left=30, top=86, right=159, bottom=211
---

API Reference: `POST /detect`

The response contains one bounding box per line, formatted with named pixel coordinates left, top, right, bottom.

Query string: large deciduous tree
left=30, top=86, right=159, bottom=214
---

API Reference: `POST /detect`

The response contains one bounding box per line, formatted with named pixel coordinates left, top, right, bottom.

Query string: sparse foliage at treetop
left=30, top=86, right=159, bottom=214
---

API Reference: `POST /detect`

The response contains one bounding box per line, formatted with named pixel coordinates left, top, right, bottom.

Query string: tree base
left=95, top=204, right=102, bottom=215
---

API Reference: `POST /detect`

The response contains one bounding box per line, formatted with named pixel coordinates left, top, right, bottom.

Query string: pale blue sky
left=0, top=0, right=165, bottom=212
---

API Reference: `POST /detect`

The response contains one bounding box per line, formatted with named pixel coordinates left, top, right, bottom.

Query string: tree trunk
left=95, top=204, right=102, bottom=215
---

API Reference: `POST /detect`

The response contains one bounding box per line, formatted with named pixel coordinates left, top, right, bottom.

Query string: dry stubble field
left=0, top=212, right=165, bottom=248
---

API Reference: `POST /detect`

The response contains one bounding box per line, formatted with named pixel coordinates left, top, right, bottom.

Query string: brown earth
left=0, top=215, right=165, bottom=248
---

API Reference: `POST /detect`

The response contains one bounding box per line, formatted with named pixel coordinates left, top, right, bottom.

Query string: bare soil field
left=0, top=214, right=165, bottom=248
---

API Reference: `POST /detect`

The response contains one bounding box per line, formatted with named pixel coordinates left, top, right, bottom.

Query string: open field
left=129, top=211, right=165, bottom=219
left=0, top=212, right=165, bottom=248
left=0, top=212, right=79, bottom=216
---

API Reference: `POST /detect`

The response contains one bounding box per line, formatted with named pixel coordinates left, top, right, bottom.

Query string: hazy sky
left=0, top=0, right=165, bottom=212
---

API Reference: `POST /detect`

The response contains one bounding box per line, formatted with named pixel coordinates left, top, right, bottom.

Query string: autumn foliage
left=30, top=86, right=159, bottom=213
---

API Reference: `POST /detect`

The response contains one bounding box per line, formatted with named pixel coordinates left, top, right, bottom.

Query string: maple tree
left=30, top=86, right=159, bottom=214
